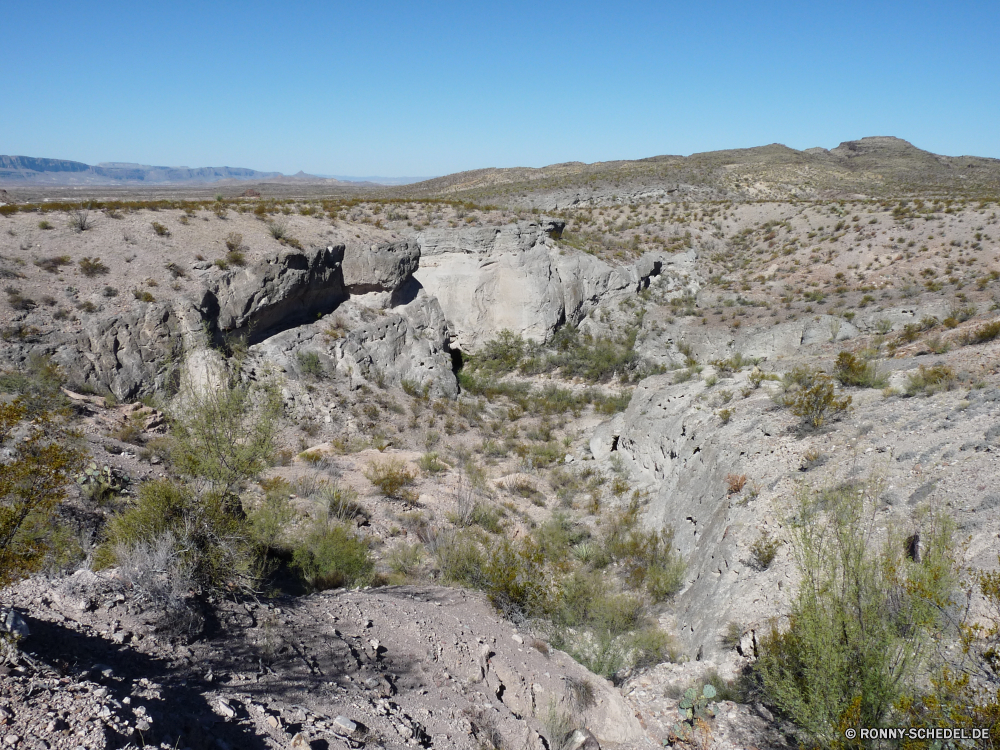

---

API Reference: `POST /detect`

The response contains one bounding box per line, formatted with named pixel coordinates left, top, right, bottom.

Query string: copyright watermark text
left=844, top=727, right=991, bottom=741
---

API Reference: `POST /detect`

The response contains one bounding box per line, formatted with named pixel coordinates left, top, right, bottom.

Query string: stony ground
left=0, top=193, right=998, bottom=750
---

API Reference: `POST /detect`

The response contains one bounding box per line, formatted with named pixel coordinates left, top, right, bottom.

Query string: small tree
left=170, top=370, right=282, bottom=495
left=755, top=477, right=957, bottom=743
left=0, top=402, right=82, bottom=587
left=788, top=371, right=851, bottom=428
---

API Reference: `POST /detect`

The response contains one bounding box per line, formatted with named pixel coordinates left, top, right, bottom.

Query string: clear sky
left=4, top=0, right=998, bottom=176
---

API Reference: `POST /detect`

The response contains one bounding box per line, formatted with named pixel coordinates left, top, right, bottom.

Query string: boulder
left=342, top=240, right=420, bottom=296
left=49, top=300, right=204, bottom=401
left=206, top=245, right=348, bottom=342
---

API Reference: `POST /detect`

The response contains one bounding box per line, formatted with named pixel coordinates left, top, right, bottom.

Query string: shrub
left=966, top=319, right=1000, bottom=345
left=0, top=401, right=82, bottom=587
left=296, top=350, right=324, bottom=378
left=364, top=458, right=417, bottom=501
left=102, top=285, right=118, bottom=298
left=69, top=210, right=90, bottom=232
left=717, top=407, right=733, bottom=424
left=748, top=530, right=781, bottom=570
left=834, top=351, right=888, bottom=388
left=224, top=232, right=243, bottom=252
left=34, top=255, right=72, bottom=273
left=904, top=364, right=956, bottom=396
left=151, top=221, right=169, bottom=236
left=170, top=369, right=283, bottom=494
left=95, top=479, right=257, bottom=593
left=418, top=452, right=447, bottom=474
left=291, top=522, right=373, bottom=591
left=225, top=250, right=246, bottom=266
left=786, top=370, right=851, bottom=428
left=37, top=220, right=52, bottom=230
left=603, top=501, right=685, bottom=601
left=78, top=256, right=109, bottom=277
left=133, top=289, right=155, bottom=302
left=754, top=479, right=957, bottom=745
left=268, top=220, right=288, bottom=240
left=725, top=473, right=747, bottom=495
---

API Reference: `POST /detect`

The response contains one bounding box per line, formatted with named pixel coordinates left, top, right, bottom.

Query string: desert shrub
left=165, top=261, right=186, bottom=279
left=754, top=479, right=957, bottom=745
left=0, top=354, right=69, bottom=417
left=224, top=232, right=243, bottom=252
left=68, top=210, right=90, bottom=231
left=247, top=490, right=295, bottom=552
left=966, top=319, right=1000, bottom=345
left=0, top=401, right=82, bottom=587
left=96, top=479, right=258, bottom=593
left=133, top=289, right=155, bottom=302
left=725, top=473, right=747, bottom=495
left=170, top=368, right=282, bottom=494
left=834, top=351, right=888, bottom=388
left=533, top=512, right=590, bottom=564
left=467, top=327, right=661, bottom=384
left=4, top=287, right=34, bottom=311
left=748, top=530, right=781, bottom=570
left=385, top=542, right=426, bottom=581
left=448, top=494, right=504, bottom=534
left=296, top=350, right=324, bottom=378
left=364, top=458, right=417, bottom=501
left=102, top=285, right=118, bottom=297
left=268, top=220, right=288, bottom=240
left=34, top=255, right=72, bottom=273
left=781, top=369, right=851, bottom=428
left=37, top=220, right=52, bottom=230
left=603, top=501, right=685, bottom=601
left=291, top=522, right=373, bottom=591
left=418, top=452, right=447, bottom=474
left=112, top=531, right=203, bottom=636
left=225, top=250, right=246, bottom=266
left=78, top=257, right=109, bottom=277
left=151, top=221, right=170, bottom=236
left=904, top=364, right=956, bottom=396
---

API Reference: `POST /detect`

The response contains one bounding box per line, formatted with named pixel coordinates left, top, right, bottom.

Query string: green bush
left=0, top=401, right=82, bottom=587
left=834, top=351, right=887, bottom=388
left=754, top=480, right=957, bottom=745
left=364, top=458, right=417, bottom=501
left=291, top=522, right=373, bottom=591
left=603, top=501, right=685, bottom=601
left=170, top=371, right=282, bottom=494
left=78, top=257, right=109, bottom=277
left=966, top=319, right=1000, bottom=344
left=151, top=221, right=170, bottom=236
left=296, top=350, right=324, bottom=378
left=96, top=479, right=258, bottom=592
left=783, top=369, right=851, bottom=428
left=904, top=364, right=956, bottom=396
left=418, top=451, right=447, bottom=474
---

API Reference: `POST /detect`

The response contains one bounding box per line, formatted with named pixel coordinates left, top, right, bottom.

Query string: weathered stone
left=342, top=240, right=420, bottom=296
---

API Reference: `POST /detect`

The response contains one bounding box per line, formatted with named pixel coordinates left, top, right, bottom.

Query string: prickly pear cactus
left=670, top=683, right=717, bottom=743
left=76, top=461, right=126, bottom=500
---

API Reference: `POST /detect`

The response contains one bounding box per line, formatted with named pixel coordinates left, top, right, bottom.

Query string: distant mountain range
left=0, top=156, right=359, bottom=186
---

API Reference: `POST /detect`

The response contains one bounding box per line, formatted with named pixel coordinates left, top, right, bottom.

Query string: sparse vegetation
left=78, top=256, right=109, bottom=277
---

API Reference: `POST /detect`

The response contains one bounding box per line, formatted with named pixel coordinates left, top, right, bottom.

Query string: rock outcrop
left=251, top=293, right=458, bottom=399
left=32, top=242, right=430, bottom=400
left=342, top=240, right=420, bottom=297
left=203, top=245, right=349, bottom=343
left=414, top=219, right=674, bottom=350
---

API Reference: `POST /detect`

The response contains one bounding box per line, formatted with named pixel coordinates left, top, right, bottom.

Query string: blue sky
left=3, top=1, right=998, bottom=176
